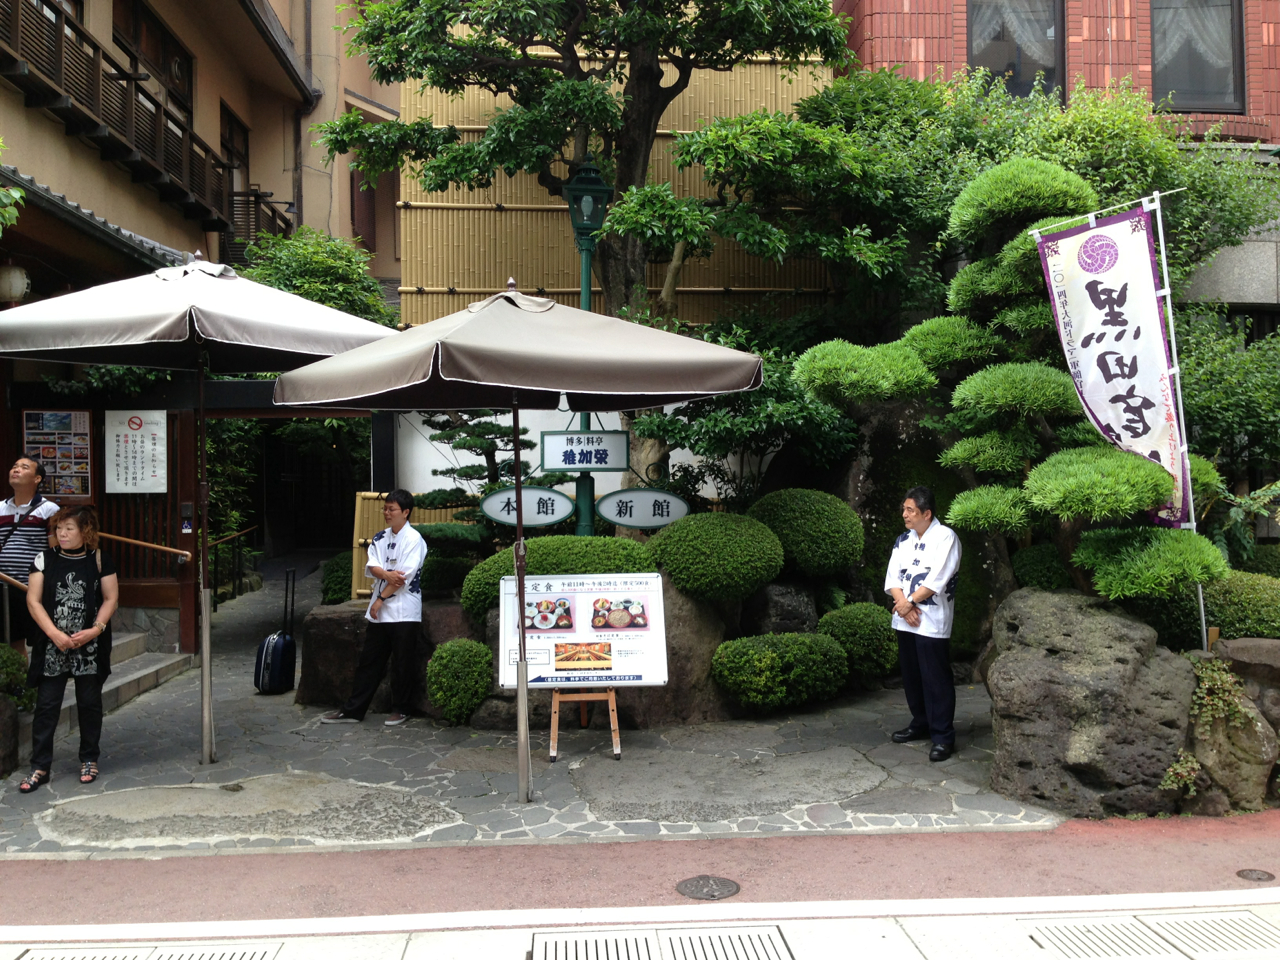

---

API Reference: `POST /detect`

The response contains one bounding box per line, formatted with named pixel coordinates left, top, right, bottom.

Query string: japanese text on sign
left=105, top=410, right=167, bottom=494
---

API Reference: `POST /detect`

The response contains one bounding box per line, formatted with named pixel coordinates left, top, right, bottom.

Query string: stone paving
left=0, top=565, right=1060, bottom=855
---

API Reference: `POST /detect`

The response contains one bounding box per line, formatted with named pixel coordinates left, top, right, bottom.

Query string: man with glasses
left=322, top=489, right=427, bottom=727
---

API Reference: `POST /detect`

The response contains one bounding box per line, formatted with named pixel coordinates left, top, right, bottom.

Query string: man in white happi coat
left=884, top=485, right=962, bottom=762
left=322, top=489, right=427, bottom=727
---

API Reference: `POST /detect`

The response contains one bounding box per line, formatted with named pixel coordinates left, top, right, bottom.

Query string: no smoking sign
left=127, top=416, right=143, bottom=430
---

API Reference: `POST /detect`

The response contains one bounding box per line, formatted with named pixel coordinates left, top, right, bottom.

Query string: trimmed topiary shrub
left=461, top=536, right=655, bottom=622
left=1242, top=544, right=1280, bottom=579
left=1125, top=569, right=1280, bottom=651
left=649, top=513, right=784, bottom=602
left=421, top=555, right=476, bottom=594
left=900, top=316, right=1001, bottom=371
left=321, top=550, right=353, bottom=604
left=426, top=638, right=493, bottom=725
left=817, top=603, right=897, bottom=680
left=0, top=645, right=34, bottom=712
left=1012, top=542, right=1071, bottom=591
left=746, top=488, right=864, bottom=578
left=1073, top=527, right=1227, bottom=599
left=413, top=523, right=486, bottom=558
left=948, top=157, right=1099, bottom=253
left=1024, top=446, right=1174, bottom=521
left=793, top=340, right=937, bottom=408
left=711, top=632, right=848, bottom=712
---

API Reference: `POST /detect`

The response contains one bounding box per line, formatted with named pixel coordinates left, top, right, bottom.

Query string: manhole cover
left=676, top=875, right=740, bottom=900
left=1237, top=869, right=1276, bottom=882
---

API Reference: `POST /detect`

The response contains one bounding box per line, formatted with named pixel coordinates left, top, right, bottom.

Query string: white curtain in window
left=1152, top=0, right=1234, bottom=70
left=970, top=0, right=1056, bottom=65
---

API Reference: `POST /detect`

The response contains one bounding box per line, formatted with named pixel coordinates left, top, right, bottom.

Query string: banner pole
left=1150, top=191, right=1209, bottom=652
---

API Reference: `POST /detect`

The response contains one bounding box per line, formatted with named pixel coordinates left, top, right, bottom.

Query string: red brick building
left=834, top=0, right=1278, bottom=141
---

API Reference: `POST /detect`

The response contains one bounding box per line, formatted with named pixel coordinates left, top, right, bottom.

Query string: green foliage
left=412, top=523, right=486, bottom=558
left=600, top=182, right=719, bottom=262
left=1072, top=528, right=1228, bottom=600
left=205, top=417, right=262, bottom=539
left=939, top=433, right=1030, bottom=475
left=1159, top=748, right=1202, bottom=798
left=649, top=513, right=784, bottom=603
left=1187, top=655, right=1247, bottom=729
left=0, top=644, right=34, bottom=712
left=945, top=485, right=1030, bottom=535
left=1012, top=543, right=1072, bottom=590
left=746, top=488, right=864, bottom=578
left=420, top=556, right=476, bottom=594
left=794, top=340, right=937, bottom=408
left=899, top=316, right=1001, bottom=371
left=951, top=363, right=1080, bottom=418
left=993, top=301, right=1054, bottom=335
left=426, top=639, right=493, bottom=726
left=711, top=632, right=848, bottom=712
left=241, top=226, right=397, bottom=326
left=1188, top=454, right=1223, bottom=515
left=461, top=536, right=655, bottom=622
left=1241, top=545, right=1280, bottom=579
left=45, top=365, right=172, bottom=398
left=947, top=158, right=1099, bottom=253
left=817, top=602, right=897, bottom=679
left=1024, top=447, right=1173, bottom=522
left=321, top=551, right=353, bottom=605
left=1205, top=571, right=1280, bottom=641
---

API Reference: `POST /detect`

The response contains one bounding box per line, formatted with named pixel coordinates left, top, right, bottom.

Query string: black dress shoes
left=929, top=743, right=955, bottom=762
left=891, top=727, right=929, bottom=743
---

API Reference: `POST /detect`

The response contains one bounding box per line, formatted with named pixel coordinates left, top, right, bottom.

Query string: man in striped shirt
left=0, top=458, right=58, bottom=659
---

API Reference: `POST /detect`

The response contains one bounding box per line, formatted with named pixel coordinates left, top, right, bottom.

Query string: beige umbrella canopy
left=275, top=285, right=763, bottom=803
left=271, top=288, right=763, bottom=411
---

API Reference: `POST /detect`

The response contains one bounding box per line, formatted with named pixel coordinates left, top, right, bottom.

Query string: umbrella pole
left=513, top=395, right=531, bottom=803
left=198, top=363, right=216, bottom=765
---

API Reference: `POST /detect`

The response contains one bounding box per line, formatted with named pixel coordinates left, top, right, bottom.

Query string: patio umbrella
left=0, top=258, right=396, bottom=764
left=273, top=282, right=762, bottom=801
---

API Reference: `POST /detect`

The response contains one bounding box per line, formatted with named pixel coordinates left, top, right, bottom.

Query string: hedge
left=1241, top=544, right=1280, bottom=579
left=1125, top=569, right=1280, bottom=651
left=321, top=550, right=353, bottom=605
left=420, top=555, right=476, bottom=594
left=648, top=513, right=784, bottom=602
left=746, top=488, right=864, bottom=578
left=426, top=639, right=493, bottom=725
left=461, top=535, right=655, bottom=622
left=711, top=632, right=848, bottom=712
left=413, top=522, right=486, bottom=558
left=816, top=603, right=897, bottom=680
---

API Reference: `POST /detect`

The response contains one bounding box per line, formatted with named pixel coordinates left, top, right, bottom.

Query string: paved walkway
left=0, top=566, right=1058, bottom=855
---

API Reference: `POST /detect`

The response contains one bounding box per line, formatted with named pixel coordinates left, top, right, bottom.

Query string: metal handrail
left=209, top=525, right=258, bottom=548
left=98, top=532, right=192, bottom=564
left=210, top=526, right=258, bottom=611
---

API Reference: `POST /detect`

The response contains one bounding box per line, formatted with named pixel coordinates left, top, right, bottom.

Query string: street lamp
left=562, top=156, right=613, bottom=537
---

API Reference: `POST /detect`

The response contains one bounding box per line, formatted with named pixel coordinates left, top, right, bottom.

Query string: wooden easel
left=549, top=687, right=621, bottom=761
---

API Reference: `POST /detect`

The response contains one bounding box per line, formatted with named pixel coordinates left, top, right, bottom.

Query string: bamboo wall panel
left=348, top=492, right=473, bottom=600
left=400, top=61, right=835, bottom=326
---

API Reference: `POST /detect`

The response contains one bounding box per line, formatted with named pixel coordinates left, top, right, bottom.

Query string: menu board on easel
left=23, top=410, right=91, bottom=500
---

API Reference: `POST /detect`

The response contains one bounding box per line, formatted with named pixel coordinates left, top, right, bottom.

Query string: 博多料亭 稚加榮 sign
left=540, top=431, right=629, bottom=472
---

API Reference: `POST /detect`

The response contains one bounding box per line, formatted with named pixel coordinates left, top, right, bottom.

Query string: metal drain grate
left=660, top=926, right=792, bottom=959
left=529, top=930, right=661, bottom=959
left=1138, top=912, right=1280, bottom=959
left=1024, top=918, right=1184, bottom=959
left=18, top=944, right=282, bottom=960
left=530, top=926, right=792, bottom=960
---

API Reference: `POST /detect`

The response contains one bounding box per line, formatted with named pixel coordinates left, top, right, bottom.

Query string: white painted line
left=2, top=888, right=1279, bottom=943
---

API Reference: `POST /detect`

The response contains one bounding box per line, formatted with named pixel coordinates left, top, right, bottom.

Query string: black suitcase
left=254, top=568, right=296, bottom=694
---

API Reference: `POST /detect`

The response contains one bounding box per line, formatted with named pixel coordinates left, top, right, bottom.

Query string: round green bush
left=321, top=550, right=353, bottom=605
left=421, top=555, right=476, bottom=594
left=1242, top=544, right=1280, bottom=579
left=1125, top=569, right=1280, bottom=651
left=948, top=158, right=1099, bottom=252
left=426, top=638, right=493, bottom=725
left=461, top=535, right=656, bottom=622
left=413, top=522, right=486, bottom=558
left=0, top=644, right=34, bottom=712
left=746, top=488, right=864, bottom=578
left=1012, top=542, right=1071, bottom=591
left=816, top=603, right=897, bottom=679
left=649, top=513, right=784, bottom=602
left=711, top=632, right=848, bottom=712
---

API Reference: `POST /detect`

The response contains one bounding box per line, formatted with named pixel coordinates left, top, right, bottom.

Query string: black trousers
left=896, top=629, right=955, bottom=746
left=2, top=593, right=32, bottom=647
left=340, top=620, right=419, bottom=720
left=31, top=672, right=104, bottom=771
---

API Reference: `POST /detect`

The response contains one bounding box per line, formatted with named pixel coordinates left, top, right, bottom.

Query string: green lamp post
left=562, top=156, right=613, bottom=537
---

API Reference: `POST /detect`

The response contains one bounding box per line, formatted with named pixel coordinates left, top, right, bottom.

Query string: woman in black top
left=19, top=505, right=118, bottom=793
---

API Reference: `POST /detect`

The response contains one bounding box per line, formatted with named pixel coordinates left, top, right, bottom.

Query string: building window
left=1152, top=0, right=1244, bottom=113
left=968, top=0, right=1062, bottom=97
left=221, top=104, right=250, bottom=193
left=113, top=0, right=193, bottom=118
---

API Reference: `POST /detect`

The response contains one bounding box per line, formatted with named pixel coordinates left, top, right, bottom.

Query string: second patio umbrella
left=274, top=284, right=762, bottom=801
left=0, top=258, right=397, bottom=763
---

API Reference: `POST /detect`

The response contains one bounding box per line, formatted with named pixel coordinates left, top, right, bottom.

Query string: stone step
left=18, top=639, right=195, bottom=764
left=110, top=629, right=147, bottom=665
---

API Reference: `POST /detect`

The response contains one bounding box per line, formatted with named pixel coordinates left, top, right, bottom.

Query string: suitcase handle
left=283, top=567, right=296, bottom=637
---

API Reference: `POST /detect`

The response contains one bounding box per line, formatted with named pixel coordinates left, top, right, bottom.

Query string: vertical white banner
left=1037, top=206, right=1189, bottom=525
left=105, top=410, right=168, bottom=494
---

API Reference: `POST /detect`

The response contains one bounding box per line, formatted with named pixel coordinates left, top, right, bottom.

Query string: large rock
left=1215, top=637, right=1280, bottom=730
left=987, top=588, right=1196, bottom=818
left=741, top=582, right=818, bottom=636
left=1191, top=697, right=1279, bottom=812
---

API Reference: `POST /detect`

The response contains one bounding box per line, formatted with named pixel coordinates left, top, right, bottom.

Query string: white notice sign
left=541, top=431, right=629, bottom=472
left=106, top=410, right=167, bottom=493
left=498, top=573, right=668, bottom=689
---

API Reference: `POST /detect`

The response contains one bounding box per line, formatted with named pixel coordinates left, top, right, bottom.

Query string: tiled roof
left=0, top=164, right=187, bottom=269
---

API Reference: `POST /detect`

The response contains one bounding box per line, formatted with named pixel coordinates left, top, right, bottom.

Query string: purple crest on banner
left=1077, top=235, right=1120, bottom=274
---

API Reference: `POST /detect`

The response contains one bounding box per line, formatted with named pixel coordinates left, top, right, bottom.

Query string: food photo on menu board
left=589, top=596, right=650, bottom=630
left=523, top=598, right=574, bottom=631
left=554, top=641, right=612, bottom=671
